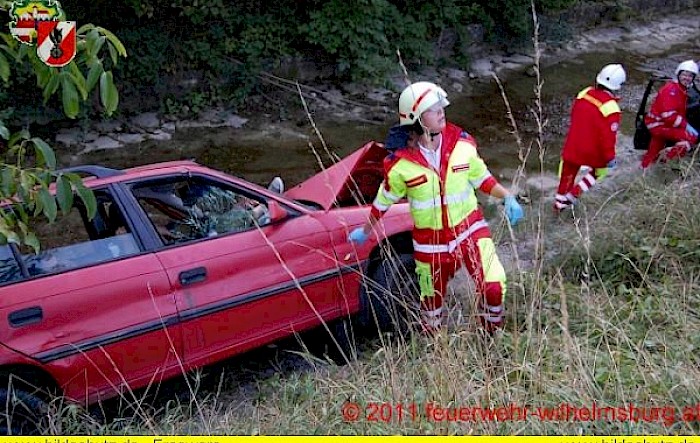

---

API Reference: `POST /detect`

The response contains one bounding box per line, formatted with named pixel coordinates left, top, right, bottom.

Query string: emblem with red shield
left=36, top=20, right=76, bottom=67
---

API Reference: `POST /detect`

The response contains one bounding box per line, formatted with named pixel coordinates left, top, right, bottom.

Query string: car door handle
left=8, top=306, right=43, bottom=327
left=179, top=267, right=207, bottom=286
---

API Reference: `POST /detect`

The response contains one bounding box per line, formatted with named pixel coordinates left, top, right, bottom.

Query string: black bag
left=633, top=113, right=651, bottom=151
left=633, top=78, right=656, bottom=150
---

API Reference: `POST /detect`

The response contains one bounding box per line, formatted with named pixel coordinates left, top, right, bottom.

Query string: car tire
left=0, top=387, right=48, bottom=435
left=360, top=252, right=419, bottom=335
left=326, top=316, right=358, bottom=364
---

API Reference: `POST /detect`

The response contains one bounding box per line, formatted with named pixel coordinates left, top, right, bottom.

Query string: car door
left=129, top=174, right=342, bottom=369
left=0, top=187, right=181, bottom=404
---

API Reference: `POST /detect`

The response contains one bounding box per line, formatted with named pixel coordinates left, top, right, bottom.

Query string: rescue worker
left=348, top=81, right=523, bottom=334
left=641, top=60, right=699, bottom=168
left=554, top=64, right=626, bottom=213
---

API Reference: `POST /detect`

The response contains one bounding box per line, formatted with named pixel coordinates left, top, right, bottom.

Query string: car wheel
left=0, top=388, right=48, bottom=435
left=360, top=252, right=419, bottom=335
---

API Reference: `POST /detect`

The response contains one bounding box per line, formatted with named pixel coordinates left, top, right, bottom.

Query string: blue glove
left=607, top=159, right=617, bottom=169
left=687, top=124, right=698, bottom=138
left=504, top=195, right=524, bottom=226
left=348, top=227, right=369, bottom=245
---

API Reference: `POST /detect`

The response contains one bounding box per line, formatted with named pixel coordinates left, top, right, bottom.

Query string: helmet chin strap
left=429, top=132, right=440, bottom=141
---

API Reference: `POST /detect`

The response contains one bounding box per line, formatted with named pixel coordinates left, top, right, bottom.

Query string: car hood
left=285, top=141, right=387, bottom=210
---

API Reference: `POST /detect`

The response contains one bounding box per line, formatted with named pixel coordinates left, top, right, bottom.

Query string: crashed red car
left=0, top=141, right=416, bottom=434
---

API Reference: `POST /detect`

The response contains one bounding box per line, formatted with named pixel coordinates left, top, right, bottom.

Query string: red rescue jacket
left=561, top=86, right=621, bottom=168
left=644, top=81, right=689, bottom=131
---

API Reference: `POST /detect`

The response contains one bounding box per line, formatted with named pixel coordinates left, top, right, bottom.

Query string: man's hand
left=607, top=158, right=617, bottom=169
left=348, top=227, right=369, bottom=245
left=504, top=195, right=524, bottom=226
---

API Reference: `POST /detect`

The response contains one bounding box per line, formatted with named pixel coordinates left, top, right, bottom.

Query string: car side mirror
left=267, top=200, right=288, bottom=223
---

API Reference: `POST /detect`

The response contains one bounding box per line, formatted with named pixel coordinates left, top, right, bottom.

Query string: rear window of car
left=3, top=188, right=142, bottom=282
left=0, top=245, right=22, bottom=285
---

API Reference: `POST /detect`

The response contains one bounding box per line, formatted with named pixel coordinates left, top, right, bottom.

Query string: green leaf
left=31, top=137, right=56, bottom=169
left=38, top=187, right=57, bottom=222
left=68, top=62, right=88, bottom=100
left=0, top=51, right=9, bottom=83
left=93, top=36, right=105, bottom=58
left=97, top=26, right=127, bottom=57
left=77, top=23, right=96, bottom=35
left=61, top=73, right=80, bottom=119
left=73, top=180, right=96, bottom=220
left=23, top=232, right=40, bottom=254
left=0, top=121, right=9, bottom=140
left=42, top=73, right=61, bottom=103
left=99, top=71, right=119, bottom=116
left=86, top=60, right=103, bottom=92
left=8, top=129, right=30, bottom=148
left=0, top=222, right=20, bottom=245
left=56, top=174, right=73, bottom=216
left=107, top=43, right=118, bottom=65
left=0, top=167, right=16, bottom=197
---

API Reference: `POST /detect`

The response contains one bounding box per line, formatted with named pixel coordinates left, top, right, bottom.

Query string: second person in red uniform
left=554, top=64, right=626, bottom=213
left=641, top=60, right=699, bottom=168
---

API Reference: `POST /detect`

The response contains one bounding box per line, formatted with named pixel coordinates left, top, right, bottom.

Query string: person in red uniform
left=641, top=60, right=699, bottom=168
left=554, top=64, right=626, bottom=213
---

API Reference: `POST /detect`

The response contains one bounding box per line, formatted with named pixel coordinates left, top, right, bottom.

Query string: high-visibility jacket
left=371, top=122, right=498, bottom=253
left=562, top=86, right=621, bottom=168
left=645, top=81, right=690, bottom=131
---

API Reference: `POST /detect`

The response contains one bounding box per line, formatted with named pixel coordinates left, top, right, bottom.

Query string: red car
left=0, top=141, right=417, bottom=434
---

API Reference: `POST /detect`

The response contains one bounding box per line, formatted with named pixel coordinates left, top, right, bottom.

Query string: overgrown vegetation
left=2, top=0, right=581, bottom=126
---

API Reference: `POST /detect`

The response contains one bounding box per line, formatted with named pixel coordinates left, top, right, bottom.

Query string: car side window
left=133, top=177, right=272, bottom=246
left=0, top=245, right=22, bottom=285
left=18, top=190, right=140, bottom=278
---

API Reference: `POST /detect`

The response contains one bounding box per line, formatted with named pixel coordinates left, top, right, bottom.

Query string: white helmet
left=675, top=60, right=698, bottom=76
left=398, top=81, right=450, bottom=126
left=596, top=64, right=626, bottom=91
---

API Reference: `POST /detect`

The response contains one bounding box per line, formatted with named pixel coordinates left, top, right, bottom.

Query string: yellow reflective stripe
left=412, top=220, right=489, bottom=253
left=577, top=87, right=620, bottom=117
left=599, top=100, right=620, bottom=117
left=576, top=87, right=593, bottom=99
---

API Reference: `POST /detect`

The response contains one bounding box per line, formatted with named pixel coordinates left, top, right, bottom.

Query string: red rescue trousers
left=414, top=230, right=505, bottom=333
left=554, top=160, right=608, bottom=211
left=641, top=127, right=698, bottom=168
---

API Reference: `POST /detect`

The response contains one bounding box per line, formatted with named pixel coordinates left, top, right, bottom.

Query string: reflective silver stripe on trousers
left=413, top=220, right=489, bottom=254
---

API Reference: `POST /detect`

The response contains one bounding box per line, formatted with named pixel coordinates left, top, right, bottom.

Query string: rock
left=525, top=174, right=560, bottom=193
left=84, top=131, right=99, bottom=142
left=445, top=68, right=467, bottom=81
left=366, top=88, right=392, bottom=103
left=503, top=54, right=534, bottom=65
left=55, top=128, right=82, bottom=146
left=146, top=130, right=172, bottom=141
left=470, top=58, right=494, bottom=77
left=95, top=120, right=123, bottom=133
left=115, top=133, right=146, bottom=144
left=451, top=83, right=463, bottom=93
left=131, top=112, right=160, bottom=129
left=162, top=122, right=176, bottom=133
left=223, top=115, right=248, bottom=128
left=80, top=136, right=122, bottom=154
